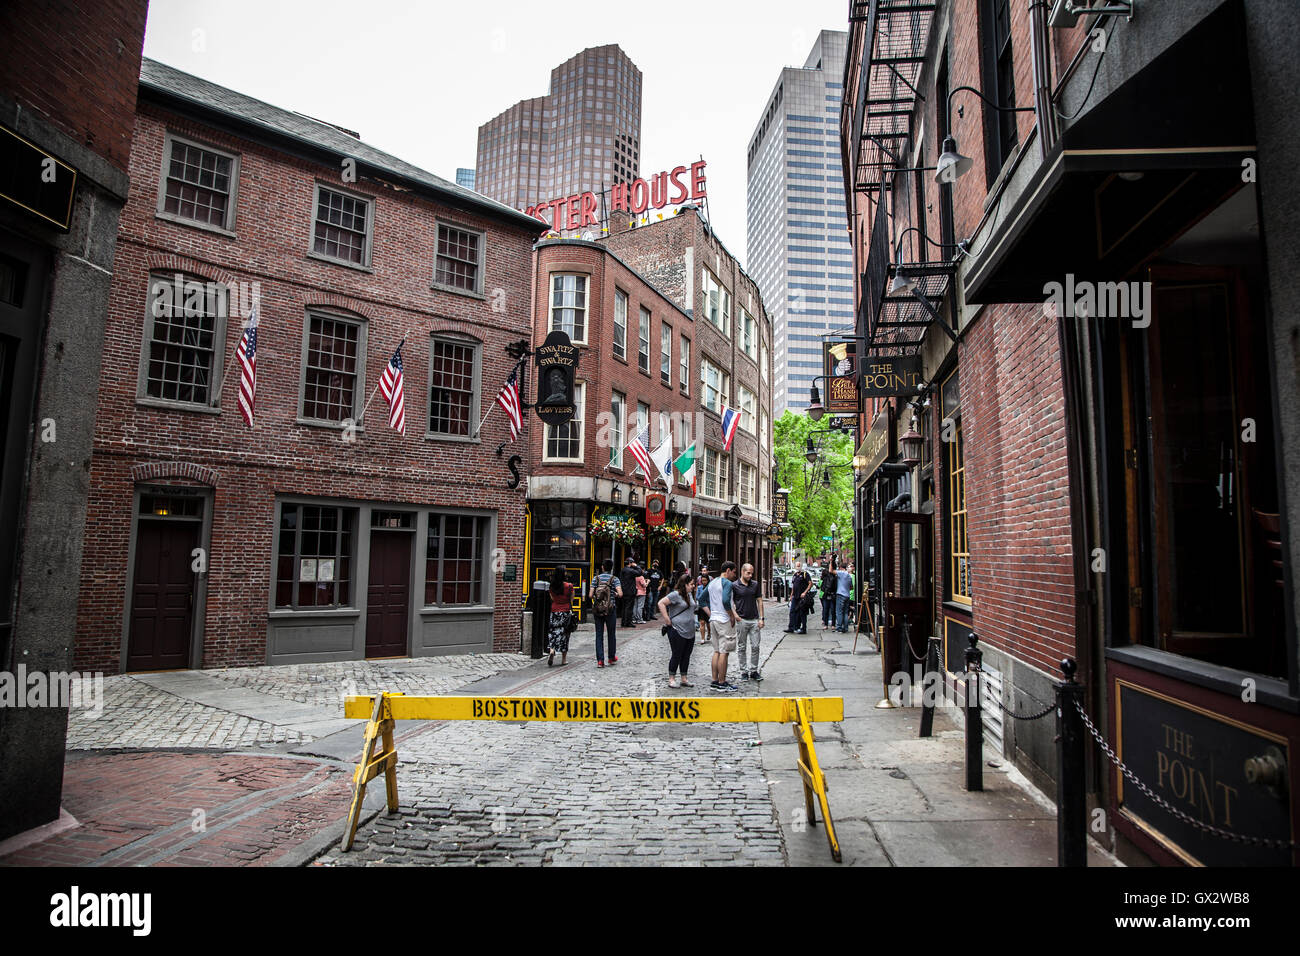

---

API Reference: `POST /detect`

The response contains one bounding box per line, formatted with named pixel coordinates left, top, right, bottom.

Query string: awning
left=964, top=0, right=1255, bottom=303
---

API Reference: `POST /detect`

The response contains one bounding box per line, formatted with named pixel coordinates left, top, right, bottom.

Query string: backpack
left=593, top=575, right=614, bottom=615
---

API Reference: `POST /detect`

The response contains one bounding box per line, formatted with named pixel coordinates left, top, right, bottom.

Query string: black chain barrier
left=990, top=695, right=1055, bottom=722
left=1072, top=695, right=1300, bottom=852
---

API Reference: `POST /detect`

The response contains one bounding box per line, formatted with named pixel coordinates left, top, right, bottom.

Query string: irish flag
left=673, top=443, right=700, bottom=494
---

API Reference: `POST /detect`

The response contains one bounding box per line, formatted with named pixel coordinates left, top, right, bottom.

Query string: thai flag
left=720, top=406, right=739, bottom=451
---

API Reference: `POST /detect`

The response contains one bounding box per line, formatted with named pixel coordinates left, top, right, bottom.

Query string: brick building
left=526, top=238, right=700, bottom=606
left=843, top=0, right=1300, bottom=865
left=603, top=208, right=777, bottom=585
left=0, top=0, right=150, bottom=841
left=74, top=59, right=543, bottom=674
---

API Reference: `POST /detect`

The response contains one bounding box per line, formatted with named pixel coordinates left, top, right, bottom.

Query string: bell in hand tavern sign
left=535, top=330, right=579, bottom=426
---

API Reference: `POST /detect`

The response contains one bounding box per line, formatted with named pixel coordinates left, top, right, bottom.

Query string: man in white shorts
left=707, top=561, right=740, bottom=691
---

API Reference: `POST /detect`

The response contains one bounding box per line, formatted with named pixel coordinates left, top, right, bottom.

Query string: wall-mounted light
left=629, top=489, right=639, bottom=506
left=900, top=423, right=924, bottom=467
left=612, top=486, right=622, bottom=503
left=669, top=497, right=679, bottom=512
left=934, top=87, right=1034, bottom=185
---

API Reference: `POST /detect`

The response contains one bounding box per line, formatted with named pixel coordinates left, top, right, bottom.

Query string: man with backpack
left=591, top=559, right=623, bottom=667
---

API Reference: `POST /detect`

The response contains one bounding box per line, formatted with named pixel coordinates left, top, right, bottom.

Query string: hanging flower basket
left=649, top=521, right=689, bottom=546
left=590, top=510, right=644, bottom=543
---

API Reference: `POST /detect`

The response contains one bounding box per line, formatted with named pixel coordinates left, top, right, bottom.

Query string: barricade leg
left=792, top=698, right=842, bottom=863
left=341, top=693, right=400, bottom=852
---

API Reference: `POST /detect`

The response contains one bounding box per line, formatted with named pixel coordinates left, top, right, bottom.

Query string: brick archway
left=129, top=461, right=220, bottom=487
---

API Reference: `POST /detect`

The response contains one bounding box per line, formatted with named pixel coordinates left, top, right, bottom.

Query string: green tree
left=773, top=411, right=855, bottom=560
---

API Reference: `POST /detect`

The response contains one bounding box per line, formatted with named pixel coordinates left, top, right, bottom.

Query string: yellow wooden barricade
left=340, top=693, right=844, bottom=863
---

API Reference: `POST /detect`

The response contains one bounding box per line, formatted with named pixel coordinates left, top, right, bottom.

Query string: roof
left=138, top=58, right=544, bottom=233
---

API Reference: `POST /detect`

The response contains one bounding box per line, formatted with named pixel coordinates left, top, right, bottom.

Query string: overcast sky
left=142, top=0, right=850, bottom=266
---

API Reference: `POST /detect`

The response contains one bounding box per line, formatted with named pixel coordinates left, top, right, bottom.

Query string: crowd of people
left=542, top=552, right=857, bottom=692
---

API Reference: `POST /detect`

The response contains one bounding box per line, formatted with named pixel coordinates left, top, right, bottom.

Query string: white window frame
left=660, top=322, right=672, bottom=383
left=700, top=357, right=729, bottom=415
left=703, top=268, right=730, bottom=335
left=550, top=273, right=589, bottom=344
left=741, top=307, right=757, bottom=360
left=739, top=462, right=756, bottom=507
left=613, top=289, right=628, bottom=360
left=679, top=335, right=690, bottom=393
left=738, top=386, right=756, bottom=434
left=610, top=390, right=626, bottom=469
left=638, top=306, right=651, bottom=373
left=701, top=447, right=730, bottom=501
left=544, top=380, right=586, bottom=462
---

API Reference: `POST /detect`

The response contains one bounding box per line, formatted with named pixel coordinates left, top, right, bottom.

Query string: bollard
left=529, top=581, right=550, bottom=659
left=919, top=635, right=941, bottom=738
left=1056, top=657, right=1087, bottom=867
left=964, top=633, right=983, bottom=791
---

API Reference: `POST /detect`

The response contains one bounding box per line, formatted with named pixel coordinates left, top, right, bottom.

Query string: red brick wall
left=76, top=99, right=537, bottom=670
left=0, top=0, right=148, bottom=171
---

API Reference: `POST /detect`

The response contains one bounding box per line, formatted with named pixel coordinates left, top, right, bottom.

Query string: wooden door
left=128, top=520, right=198, bottom=671
left=365, top=530, right=411, bottom=658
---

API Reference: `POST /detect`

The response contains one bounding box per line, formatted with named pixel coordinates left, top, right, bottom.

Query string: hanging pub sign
left=772, top=491, right=789, bottom=523
left=860, top=354, right=924, bottom=399
left=766, top=522, right=784, bottom=544
left=534, top=330, right=579, bottom=426
left=645, top=493, right=667, bottom=527
left=823, top=340, right=860, bottom=414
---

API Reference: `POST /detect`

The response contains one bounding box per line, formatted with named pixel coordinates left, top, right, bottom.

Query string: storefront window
left=425, top=512, right=488, bottom=606
left=531, top=502, right=589, bottom=563
left=276, top=503, right=356, bottom=609
left=942, top=369, right=970, bottom=606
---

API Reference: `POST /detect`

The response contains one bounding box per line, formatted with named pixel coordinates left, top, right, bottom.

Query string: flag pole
left=216, top=307, right=257, bottom=403
left=475, top=354, right=525, bottom=438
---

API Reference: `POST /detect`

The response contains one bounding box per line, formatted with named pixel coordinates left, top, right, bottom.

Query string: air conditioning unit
left=1048, top=0, right=1133, bottom=28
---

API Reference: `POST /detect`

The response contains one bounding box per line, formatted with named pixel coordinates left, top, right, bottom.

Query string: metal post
left=919, top=635, right=941, bottom=737
left=529, top=581, right=549, bottom=659
left=964, top=633, right=983, bottom=791
left=1056, top=657, right=1087, bottom=867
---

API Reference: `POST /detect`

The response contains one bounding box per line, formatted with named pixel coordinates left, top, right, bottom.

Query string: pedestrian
left=707, top=561, right=740, bottom=691
left=546, top=566, right=574, bottom=667
left=633, top=569, right=648, bottom=624
left=820, top=562, right=836, bottom=630
left=836, top=561, right=855, bottom=632
left=591, top=559, right=623, bottom=667
left=786, top=561, right=810, bottom=634
left=619, top=556, right=642, bottom=628
left=732, top=562, right=764, bottom=682
left=695, top=566, right=711, bottom=645
left=645, top=560, right=663, bottom=621
left=658, top=571, right=698, bottom=688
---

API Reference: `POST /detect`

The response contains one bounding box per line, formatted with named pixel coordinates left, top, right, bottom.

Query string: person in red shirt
left=547, top=566, right=575, bottom=666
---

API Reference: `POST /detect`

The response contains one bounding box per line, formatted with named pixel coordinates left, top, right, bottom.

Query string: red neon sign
left=526, top=160, right=707, bottom=232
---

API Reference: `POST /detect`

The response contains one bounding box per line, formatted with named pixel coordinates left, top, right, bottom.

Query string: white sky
left=141, top=0, right=850, bottom=266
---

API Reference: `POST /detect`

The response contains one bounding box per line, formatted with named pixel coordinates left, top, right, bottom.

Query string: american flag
left=626, top=426, right=654, bottom=485
left=720, top=405, right=739, bottom=451
left=495, top=364, right=523, bottom=441
left=237, top=305, right=258, bottom=427
left=379, top=343, right=406, bottom=435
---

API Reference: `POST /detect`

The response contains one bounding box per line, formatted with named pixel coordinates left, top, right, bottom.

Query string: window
left=312, top=185, right=371, bottom=266
left=738, top=386, right=756, bottom=434
left=545, top=381, right=585, bottom=460
left=638, top=306, right=651, bottom=373
left=531, top=502, right=588, bottom=563
left=140, top=272, right=225, bottom=407
left=701, top=447, right=729, bottom=500
left=158, top=134, right=238, bottom=231
left=434, top=223, right=485, bottom=293
left=610, top=391, right=625, bottom=468
left=275, top=503, right=356, bottom=608
left=301, top=311, right=364, bottom=423
left=700, top=358, right=729, bottom=414
left=703, top=269, right=730, bottom=334
left=740, top=308, right=757, bottom=360
left=943, top=369, right=971, bottom=605
left=980, top=0, right=1018, bottom=179
left=739, top=462, right=756, bottom=507
left=550, top=274, right=588, bottom=343
left=679, top=336, right=690, bottom=392
left=613, top=289, right=627, bottom=359
left=761, top=343, right=769, bottom=384
left=428, top=336, right=480, bottom=437
left=660, top=323, right=672, bottom=383
left=425, top=512, right=488, bottom=606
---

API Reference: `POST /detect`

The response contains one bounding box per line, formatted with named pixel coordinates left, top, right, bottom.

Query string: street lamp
left=934, top=86, right=1035, bottom=185
left=807, top=384, right=825, bottom=422
left=805, top=437, right=818, bottom=464
left=900, top=421, right=924, bottom=467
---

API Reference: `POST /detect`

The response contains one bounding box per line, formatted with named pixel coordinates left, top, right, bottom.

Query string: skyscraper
left=475, top=44, right=641, bottom=233
left=746, top=30, right=851, bottom=415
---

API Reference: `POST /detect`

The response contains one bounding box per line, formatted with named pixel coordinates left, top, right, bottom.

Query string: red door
left=365, top=530, right=411, bottom=658
left=128, top=520, right=198, bottom=671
